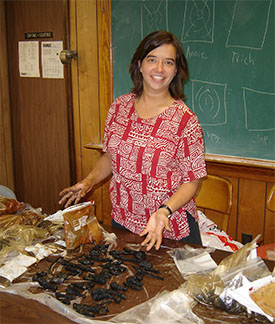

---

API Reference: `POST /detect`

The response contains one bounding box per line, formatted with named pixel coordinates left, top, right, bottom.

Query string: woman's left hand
left=140, top=210, right=171, bottom=251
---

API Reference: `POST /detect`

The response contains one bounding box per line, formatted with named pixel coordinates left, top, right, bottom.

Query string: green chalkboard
left=111, top=0, right=275, bottom=162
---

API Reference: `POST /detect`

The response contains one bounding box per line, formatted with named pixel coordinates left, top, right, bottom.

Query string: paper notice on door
left=18, top=41, right=40, bottom=77
left=41, top=41, right=64, bottom=79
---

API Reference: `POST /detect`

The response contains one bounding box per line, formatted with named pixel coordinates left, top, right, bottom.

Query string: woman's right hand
left=59, top=152, right=113, bottom=208
left=58, top=177, right=94, bottom=208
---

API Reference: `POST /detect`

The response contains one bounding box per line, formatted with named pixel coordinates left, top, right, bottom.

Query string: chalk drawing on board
left=141, top=0, right=168, bottom=38
left=192, top=80, right=227, bottom=126
left=243, top=87, right=275, bottom=132
left=181, top=0, right=215, bottom=43
left=226, top=0, right=272, bottom=50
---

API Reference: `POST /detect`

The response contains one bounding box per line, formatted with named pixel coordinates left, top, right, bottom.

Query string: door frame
left=0, top=0, right=14, bottom=190
left=69, top=0, right=113, bottom=223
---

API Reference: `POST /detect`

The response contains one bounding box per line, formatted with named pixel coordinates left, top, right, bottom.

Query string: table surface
left=0, top=225, right=273, bottom=324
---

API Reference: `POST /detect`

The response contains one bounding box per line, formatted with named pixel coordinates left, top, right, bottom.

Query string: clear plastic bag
left=45, top=202, right=117, bottom=251
left=216, top=256, right=271, bottom=314
left=0, top=195, right=24, bottom=215
left=185, top=235, right=271, bottom=313
left=0, top=202, right=45, bottom=228
left=0, top=224, right=50, bottom=265
left=219, top=256, right=271, bottom=286
left=111, top=286, right=203, bottom=324
left=63, top=202, right=103, bottom=250
left=168, top=245, right=216, bottom=279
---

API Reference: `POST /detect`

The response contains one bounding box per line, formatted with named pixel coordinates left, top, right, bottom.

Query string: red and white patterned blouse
left=103, top=93, right=207, bottom=240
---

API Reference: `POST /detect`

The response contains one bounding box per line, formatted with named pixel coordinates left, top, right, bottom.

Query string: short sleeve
left=102, top=100, right=117, bottom=153
left=176, top=115, right=207, bottom=182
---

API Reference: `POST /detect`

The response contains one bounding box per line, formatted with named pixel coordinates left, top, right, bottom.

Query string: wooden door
left=5, top=0, right=75, bottom=214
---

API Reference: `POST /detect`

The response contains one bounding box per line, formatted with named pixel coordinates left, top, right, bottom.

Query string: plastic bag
left=198, top=211, right=243, bottom=252
left=215, top=257, right=271, bottom=313
left=185, top=235, right=271, bottom=313
left=0, top=203, right=45, bottom=228
left=146, top=287, right=203, bottom=324
left=111, top=286, right=203, bottom=324
left=0, top=224, right=52, bottom=266
left=0, top=253, right=37, bottom=287
left=45, top=202, right=117, bottom=251
left=63, top=202, right=103, bottom=250
left=0, top=195, right=24, bottom=215
left=168, top=245, right=217, bottom=279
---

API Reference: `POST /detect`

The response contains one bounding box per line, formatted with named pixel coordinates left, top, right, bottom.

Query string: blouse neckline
left=131, top=95, right=177, bottom=122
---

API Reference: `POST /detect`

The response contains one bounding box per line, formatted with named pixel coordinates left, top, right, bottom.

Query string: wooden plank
left=206, top=161, right=275, bottom=183
left=72, top=0, right=103, bottom=221
left=97, top=0, right=113, bottom=140
left=69, top=0, right=82, bottom=181
left=205, top=153, right=275, bottom=169
left=264, top=182, right=275, bottom=244
left=76, top=0, right=100, bottom=149
left=97, top=0, right=113, bottom=224
left=226, top=177, right=238, bottom=239
left=238, top=179, right=266, bottom=244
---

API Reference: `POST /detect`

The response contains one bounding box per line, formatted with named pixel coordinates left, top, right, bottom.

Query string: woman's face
left=139, top=43, right=177, bottom=95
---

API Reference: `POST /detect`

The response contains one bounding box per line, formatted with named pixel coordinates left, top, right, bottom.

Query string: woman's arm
left=162, top=178, right=202, bottom=213
left=59, top=152, right=112, bottom=208
left=140, top=178, right=202, bottom=251
left=85, top=152, right=113, bottom=185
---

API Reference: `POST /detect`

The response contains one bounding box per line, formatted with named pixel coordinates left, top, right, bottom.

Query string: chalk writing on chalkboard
left=181, top=0, right=215, bottom=43
left=192, top=80, right=227, bottom=126
left=226, top=0, right=272, bottom=50
left=141, top=0, right=168, bottom=38
left=243, top=88, right=275, bottom=132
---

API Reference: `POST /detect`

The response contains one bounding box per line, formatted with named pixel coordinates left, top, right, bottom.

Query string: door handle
left=59, top=50, right=78, bottom=64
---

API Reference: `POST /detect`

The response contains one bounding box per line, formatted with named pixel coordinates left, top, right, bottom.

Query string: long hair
left=129, top=31, right=189, bottom=100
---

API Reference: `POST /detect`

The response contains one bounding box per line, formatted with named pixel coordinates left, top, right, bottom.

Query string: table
left=0, top=226, right=274, bottom=324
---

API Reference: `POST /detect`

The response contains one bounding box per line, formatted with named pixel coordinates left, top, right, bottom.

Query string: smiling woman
left=135, top=44, right=177, bottom=117
left=59, top=31, right=207, bottom=251
left=129, top=31, right=189, bottom=100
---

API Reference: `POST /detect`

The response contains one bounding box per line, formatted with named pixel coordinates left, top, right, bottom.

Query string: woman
left=59, top=31, right=207, bottom=251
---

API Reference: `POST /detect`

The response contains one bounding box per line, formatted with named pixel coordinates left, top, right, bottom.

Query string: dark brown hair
left=129, top=30, right=189, bottom=99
